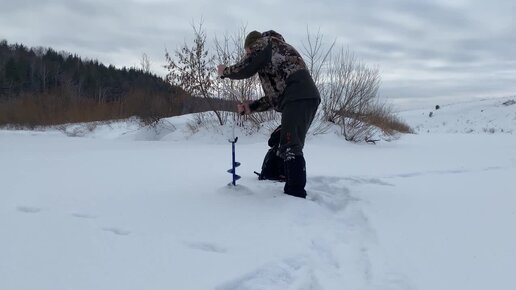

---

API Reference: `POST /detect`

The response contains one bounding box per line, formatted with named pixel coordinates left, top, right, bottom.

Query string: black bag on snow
left=254, top=126, right=286, bottom=182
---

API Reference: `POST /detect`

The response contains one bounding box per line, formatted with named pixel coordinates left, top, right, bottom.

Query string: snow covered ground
left=1, top=96, right=515, bottom=290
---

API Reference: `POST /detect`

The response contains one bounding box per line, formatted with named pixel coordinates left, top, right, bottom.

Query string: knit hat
left=244, top=31, right=262, bottom=48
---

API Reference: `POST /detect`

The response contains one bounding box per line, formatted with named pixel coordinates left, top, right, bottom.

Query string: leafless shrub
left=164, top=20, right=225, bottom=126
left=321, top=48, right=381, bottom=141
left=302, top=29, right=411, bottom=142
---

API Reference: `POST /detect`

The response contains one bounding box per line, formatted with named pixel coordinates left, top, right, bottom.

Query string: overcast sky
left=1, top=0, right=515, bottom=109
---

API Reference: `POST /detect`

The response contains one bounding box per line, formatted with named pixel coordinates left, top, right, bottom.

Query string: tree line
left=0, top=39, right=175, bottom=101
left=0, top=39, right=193, bottom=127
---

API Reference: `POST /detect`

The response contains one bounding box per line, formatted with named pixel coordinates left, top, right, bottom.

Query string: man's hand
left=217, top=64, right=226, bottom=77
left=237, top=102, right=251, bottom=115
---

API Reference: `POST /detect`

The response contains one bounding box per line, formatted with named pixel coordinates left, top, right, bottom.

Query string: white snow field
left=1, top=96, right=515, bottom=290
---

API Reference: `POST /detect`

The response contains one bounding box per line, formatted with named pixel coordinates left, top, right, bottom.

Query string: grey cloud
left=0, top=0, right=514, bottom=106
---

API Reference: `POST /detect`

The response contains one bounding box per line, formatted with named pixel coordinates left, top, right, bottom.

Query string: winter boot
left=283, top=155, right=307, bottom=199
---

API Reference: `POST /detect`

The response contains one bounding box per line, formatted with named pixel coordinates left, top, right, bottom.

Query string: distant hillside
left=0, top=39, right=238, bottom=127
left=400, top=96, right=516, bottom=134
left=0, top=39, right=176, bottom=101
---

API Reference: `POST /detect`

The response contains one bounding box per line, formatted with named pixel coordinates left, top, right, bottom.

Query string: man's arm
left=222, top=43, right=272, bottom=80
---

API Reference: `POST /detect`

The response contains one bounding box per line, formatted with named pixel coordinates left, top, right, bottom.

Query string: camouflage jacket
left=222, top=30, right=320, bottom=112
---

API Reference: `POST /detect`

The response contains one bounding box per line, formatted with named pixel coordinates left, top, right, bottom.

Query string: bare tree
left=322, top=48, right=382, bottom=141
left=302, top=29, right=388, bottom=141
left=301, top=27, right=335, bottom=87
left=164, top=20, right=225, bottom=125
left=140, top=53, right=150, bottom=73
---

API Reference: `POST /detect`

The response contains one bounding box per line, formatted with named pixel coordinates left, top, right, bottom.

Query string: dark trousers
left=279, top=99, right=320, bottom=198
left=279, top=99, right=320, bottom=158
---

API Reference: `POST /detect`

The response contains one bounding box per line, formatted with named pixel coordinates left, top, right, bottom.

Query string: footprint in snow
left=215, top=256, right=319, bottom=290
left=71, top=212, right=97, bottom=219
left=307, top=177, right=356, bottom=212
left=17, top=206, right=42, bottom=214
left=102, top=227, right=131, bottom=236
left=376, top=272, right=417, bottom=290
left=186, top=241, right=227, bottom=254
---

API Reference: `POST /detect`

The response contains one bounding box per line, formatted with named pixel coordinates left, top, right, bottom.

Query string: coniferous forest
left=0, top=39, right=190, bottom=127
